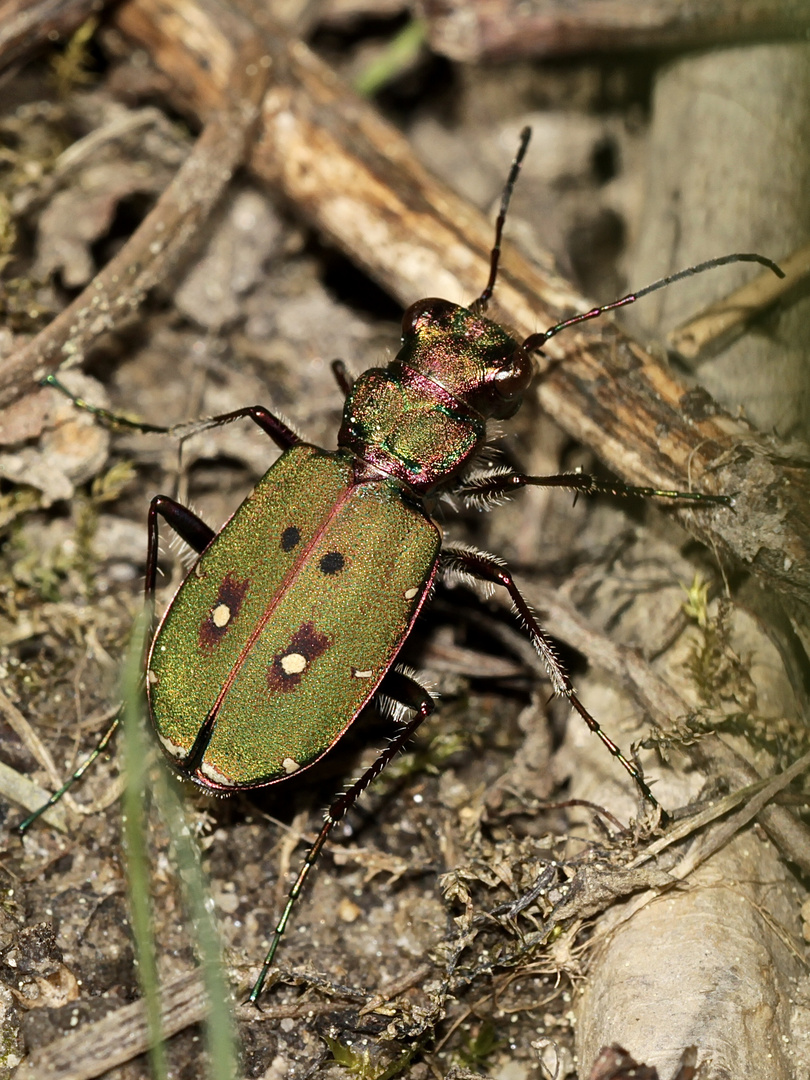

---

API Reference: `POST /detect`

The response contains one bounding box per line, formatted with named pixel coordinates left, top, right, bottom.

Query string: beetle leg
left=248, top=670, right=434, bottom=1005
left=172, top=405, right=302, bottom=451
left=43, top=377, right=302, bottom=450
left=145, top=495, right=216, bottom=601
left=332, top=669, right=434, bottom=823
left=21, top=496, right=217, bottom=829
left=455, top=468, right=732, bottom=508
left=439, top=544, right=666, bottom=819
left=20, top=496, right=213, bottom=832
left=17, top=710, right=122, bottom=833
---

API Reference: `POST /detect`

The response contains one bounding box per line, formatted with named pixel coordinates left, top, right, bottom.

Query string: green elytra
left=20, top=127, right=783, bottom=1005
left=149, top=447, right=441, bottom=787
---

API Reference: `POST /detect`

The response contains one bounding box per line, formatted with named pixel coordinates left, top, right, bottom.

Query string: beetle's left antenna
left=473, top=126, right=532, bottom=313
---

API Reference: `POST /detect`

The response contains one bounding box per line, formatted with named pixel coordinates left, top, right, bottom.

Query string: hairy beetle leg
left=145, top=495, right=216, bottom=598
left=330, top=359, right=354, bottom=396
left=43, top=376, right=303, bottom=451
left=440, top=545, right=666, bottom=821
left=456, top=470, right=732, bottom=507
left=18, top=492, right=215, bottom=832
left=174, top=405, right=302, bottom=449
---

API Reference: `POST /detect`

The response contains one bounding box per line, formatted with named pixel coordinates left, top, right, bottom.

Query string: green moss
left=50, top=16, right=100, bottom=97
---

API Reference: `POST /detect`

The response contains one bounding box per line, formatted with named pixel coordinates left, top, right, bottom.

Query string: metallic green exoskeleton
left=23, top=128, right=782, bottom=1003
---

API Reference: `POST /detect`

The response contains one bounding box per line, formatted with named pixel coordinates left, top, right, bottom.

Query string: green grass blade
left=353, top=20, right=425, bottom=98
left=121, top=610, right=168, bottom=1080
left=155, top=767, right=239, bottom=1080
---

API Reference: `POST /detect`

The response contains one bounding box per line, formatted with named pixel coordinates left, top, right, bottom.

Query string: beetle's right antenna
left=473, top=126, right=532, bottom=313
left=523, top=253, right=785, bottom=351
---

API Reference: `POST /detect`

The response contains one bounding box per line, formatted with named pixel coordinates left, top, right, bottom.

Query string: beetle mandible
left=23, top=127, right=782, bottom=1004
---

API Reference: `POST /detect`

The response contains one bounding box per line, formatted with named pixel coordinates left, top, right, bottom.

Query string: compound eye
left=401, top=298, right=457, bottom=337
left=493, top=346, right=533, bottom=400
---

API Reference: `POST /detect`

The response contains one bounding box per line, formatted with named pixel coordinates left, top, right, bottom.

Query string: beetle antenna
left=473, top=126, right=533, bottom=313
left=522, top=253, right=785, bottom=352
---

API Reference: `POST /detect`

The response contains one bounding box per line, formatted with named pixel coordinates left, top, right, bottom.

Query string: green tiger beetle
left=20, top=127, right=782, bottom=1003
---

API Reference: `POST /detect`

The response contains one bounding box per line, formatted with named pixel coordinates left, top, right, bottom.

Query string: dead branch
left=0, top=30, right=269, bottom=411
left=420, top=0, right=810, bottom=62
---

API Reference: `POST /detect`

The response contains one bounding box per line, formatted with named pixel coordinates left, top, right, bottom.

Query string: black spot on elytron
left=267, top=621, right=331, bottom=692
left=281, top=525, right=300, bottom=552
left=199, top=571, right=250, bottom=651
left=319, top=551, right=345, bottom=575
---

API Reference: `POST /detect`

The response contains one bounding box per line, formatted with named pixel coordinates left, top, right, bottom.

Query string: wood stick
left=15, top=968, right=356, bottom=1080
left=16, top=971, right=209, bottom=1080
left=420, top=0, right=810, bottom=62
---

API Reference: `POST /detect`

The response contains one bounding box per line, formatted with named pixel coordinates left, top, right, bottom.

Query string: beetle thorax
left=338, top=297, right=533, bottom=493
left=338, top=360, right=485, bottom=492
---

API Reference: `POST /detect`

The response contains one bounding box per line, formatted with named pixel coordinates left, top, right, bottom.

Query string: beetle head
left=397, top=298, right=533, bottom=420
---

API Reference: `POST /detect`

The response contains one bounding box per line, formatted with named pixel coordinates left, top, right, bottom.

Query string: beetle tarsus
left=18, top=712, right=122, bottom=833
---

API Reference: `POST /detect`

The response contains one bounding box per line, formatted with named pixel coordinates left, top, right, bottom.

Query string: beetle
left=22, top=128, right=782, bottom=1003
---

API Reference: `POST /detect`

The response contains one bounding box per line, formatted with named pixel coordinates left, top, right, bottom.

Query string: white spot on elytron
left=212, top=603, right=231, bottom=627
left=281, top=652, right=307, bottom=675
left=352, top=668, right=373, bottom=679
left=147, top=669, right=158, bottom=685
left=404, top=587, right=418, bottom=600
left=158, top=734, right=187, bottom=759
left=200, top=760, right=237, bottom=787
left=282, top=757, right=301, bottom=775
